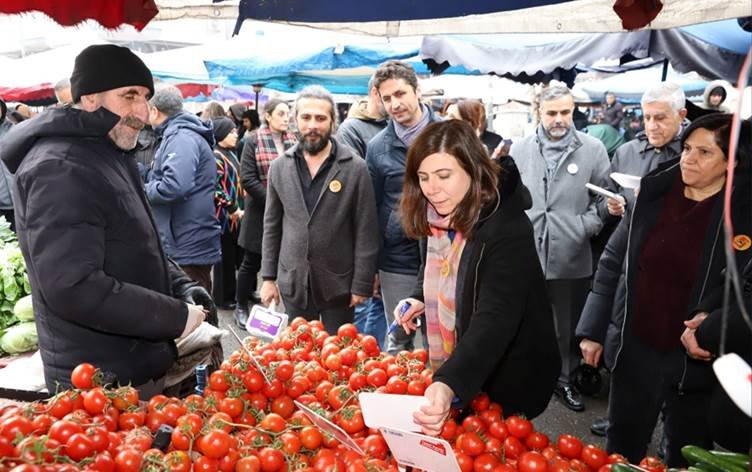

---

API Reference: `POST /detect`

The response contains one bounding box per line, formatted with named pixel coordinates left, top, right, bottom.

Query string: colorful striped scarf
left=423, top=204, right=466, bottom=370
left=255, top=127, right=296, bottom=187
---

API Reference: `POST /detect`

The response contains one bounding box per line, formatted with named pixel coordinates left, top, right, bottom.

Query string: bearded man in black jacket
left=0, top=45, right=214, bottom=397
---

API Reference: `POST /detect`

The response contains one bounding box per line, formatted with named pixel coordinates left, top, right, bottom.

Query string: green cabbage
left=13, top=295, right=34, bottom=322
left=0, top=322, right=37, bottom=354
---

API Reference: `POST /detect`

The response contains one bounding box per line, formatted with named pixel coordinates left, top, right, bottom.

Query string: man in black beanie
left=0, top=44, right=215, bottom=397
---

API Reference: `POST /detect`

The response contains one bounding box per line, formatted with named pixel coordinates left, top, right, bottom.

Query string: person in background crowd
left=0, top=98, right=14, bottom=230
left=210, top=117, right=244, bottom=310
left=200, top=101, right=226, bottom=121
left=576, top=114, right=751, bottom=465
left=585, top=124, right=625, bottom=159
left=336, top=73, right=388, bottom=348
left=445, top=99, right=504, bottom=157
left=235, top=99, right=296, bottom=328
left=366, top=60, right=441, bottom=354
left=259, top=86, right=378, bottom=336
left=623, top=115, right=643, bottom=142
left=14, top=103, right=34, bottom=121
left=241, top=109, right=261, bottom=137
left=0, top=44, right=212, bottom=397
left=238, top=109, right=261, bottom=155
left=702, top=80, right=732, bottom=112
left=511, top=84, right=610, bottom=413
left=54, top=78, right=73, bottom=106
left=602, top=92, right=624, bottom=131
left=394, top=120, right=560, bottom=433
left=338, top=75, right=387, bottom=159
left=580, top=82, right=690, bottom=436
left=146, top=84, right=221, bottom=293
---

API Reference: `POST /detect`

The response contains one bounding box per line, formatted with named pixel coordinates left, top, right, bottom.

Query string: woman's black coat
left=411, top=157, right=561, bottom=419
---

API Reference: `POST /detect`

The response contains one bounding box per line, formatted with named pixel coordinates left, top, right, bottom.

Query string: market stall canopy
left=0, top=0, right=158, bottom=31
left=420, top=19, right=751, bottom=83
left=204, top=39, right=478, bottom=94
left=574, top=64, right=709, bottom=104
left=230, top=0, right=749, bottom=35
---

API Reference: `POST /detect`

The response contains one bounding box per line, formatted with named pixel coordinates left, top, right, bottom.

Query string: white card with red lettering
left=379, top=426, right=460, bottom=472
left=359, top=392, right=427, bottom=432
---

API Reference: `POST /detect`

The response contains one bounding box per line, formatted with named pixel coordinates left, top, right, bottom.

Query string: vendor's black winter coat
left=577, top=159, right=752, bottom=392
left=0, top=107, right=189, bottom=390
left=412, top=157, right=560, bottom=418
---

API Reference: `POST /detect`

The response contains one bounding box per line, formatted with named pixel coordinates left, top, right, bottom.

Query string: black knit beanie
left=70, top=44, right=154, bottom=103
left=211, top=117, right=236, bottom=143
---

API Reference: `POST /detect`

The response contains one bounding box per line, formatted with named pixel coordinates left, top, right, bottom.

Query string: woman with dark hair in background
left=394, top=120, right=560, bottom=434
left=234, top=99, right=297, bottom=328
left=577, top=113, right=751, bottom=465
left=445, top=99, right=507, bottom=158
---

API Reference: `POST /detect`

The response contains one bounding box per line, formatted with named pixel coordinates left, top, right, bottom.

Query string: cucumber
left=610, top=464, right=643, bottom=472
left=708, top=451, right=750, bottom=468
left=681, top=446, right=746, bottom=472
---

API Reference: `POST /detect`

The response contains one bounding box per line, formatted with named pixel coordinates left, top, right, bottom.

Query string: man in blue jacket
left=147, top=85, right=221, bottom=291
left=366, top=60, right=441, bottom=354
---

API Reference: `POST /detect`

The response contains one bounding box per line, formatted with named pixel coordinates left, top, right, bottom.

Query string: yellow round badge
left=733, top=234, right=751, bottom=251
left=329, top=180, right=342, bottom=193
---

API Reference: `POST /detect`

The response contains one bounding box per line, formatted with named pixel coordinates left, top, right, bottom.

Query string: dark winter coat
left=0, top=107, right=189, bottom=390
left=412, top=157, right=561, bottom=418
left=366, top=108, right=442, bottom=275
left=237, top=131, right=296, bottom=254
left=576, top=160, right=752, bottom=388
left=146, top=112, right=221, bottom=266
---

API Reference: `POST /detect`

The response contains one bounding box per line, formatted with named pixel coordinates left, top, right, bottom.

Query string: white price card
left=379, top=426, right=461, bottom=472
left=293, top=400, right=365, bottom=456
left=358, top=392, right=428, bottom=432
left=713, top=353, right=752, bottom=417
left=246, top=302, right=288, bottom=340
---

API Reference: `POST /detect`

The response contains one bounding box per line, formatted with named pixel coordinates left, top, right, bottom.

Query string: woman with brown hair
left=445, top=99, right=505, bottom=157
left=395, top=120, right=560, bottom=435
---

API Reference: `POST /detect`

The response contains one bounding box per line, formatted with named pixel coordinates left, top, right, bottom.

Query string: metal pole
left=661, top=59, right=669, bottom=81
left=255, top=91, right=260, bottom=110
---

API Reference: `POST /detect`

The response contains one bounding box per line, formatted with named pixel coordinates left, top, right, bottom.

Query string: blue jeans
left=353, top=296, right=386, bottom=350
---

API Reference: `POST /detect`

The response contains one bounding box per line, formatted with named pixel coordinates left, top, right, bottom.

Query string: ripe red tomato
left=639, top=456, right=667, bottom=472
left=458, top=431, right=485, bottom=457
left=506, top=415, right=533, bottom=440
left=48, top=420, right=83, bottom=445
left=525, top=432, right=550, bottom=450
left=48, top=394, right=75, bottom=419
left=518, top=451, right=549, bottom=472
left=114, top=448, right=142, bottom=472
left=385, top=376, right=408, bottom=394
left=557, top=434, right=583, bottom=460
left=196, top=430, right=232, bottom=459
left=581, top=444, right=608, bottom=471
left=219, top=397, right=244, bottom=419
left=234, top=456, right=261, bottom=472
left=440, top=419, right=459, bottom=441
left=462, top=415, right=486, bottom=433
left=327, top=385, right=353, bottom=410
left=243, top=371, right=265, bottom=393
left=208, top=370, right=231, bottom=392
left=473, top=453, right=500, bottom=472
left=271, top=395, right=295, bottom=419
left=606, top=453, right=628, bottom=464
left=337, top=323, right=358, bottom=340
left=406, top=379, right=426, bottom=396
left=503, top=436, right=526, bottom=459
left=349, top=372, right=368, bottom=391
left=336, top=407, right=365, bottom=434
left=259, top=413, right=286, bottom=433
left=487, top=420, right=509, bottom=440
left=366, top=369, right=388, bottom=387
left=258, top=447, right=285, bottom=472
left=71, top=363, right=98, bottom=389
left=274, top=361, right=294, bottom=381
left=456, top=452, right=474, bottom=472
left=299, top=426, right=323, bottom=449
left=470, top=393, right=490, bottom=413
left=1, top=415, right=33, bottom=441
left=362, top=434, right=388, bottom=460
left=82, top=388, right=108, bottom=415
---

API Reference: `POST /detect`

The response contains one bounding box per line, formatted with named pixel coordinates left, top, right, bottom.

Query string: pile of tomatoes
left=0, top=318, right=666, bottom=472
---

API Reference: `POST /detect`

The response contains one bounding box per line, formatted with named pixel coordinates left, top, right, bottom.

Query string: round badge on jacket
left=329, top=180, right=342, bottom=193
left=567, top=163, right=579, bottom=175
left=733, top=234, right=751, bottom=251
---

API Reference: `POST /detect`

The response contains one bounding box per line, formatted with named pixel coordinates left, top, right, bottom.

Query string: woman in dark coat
left=234, top=99, right=296, bottom=327
left=577, top=114, right=752, bottom=466
left=395, top=120, right=560, bottom=435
